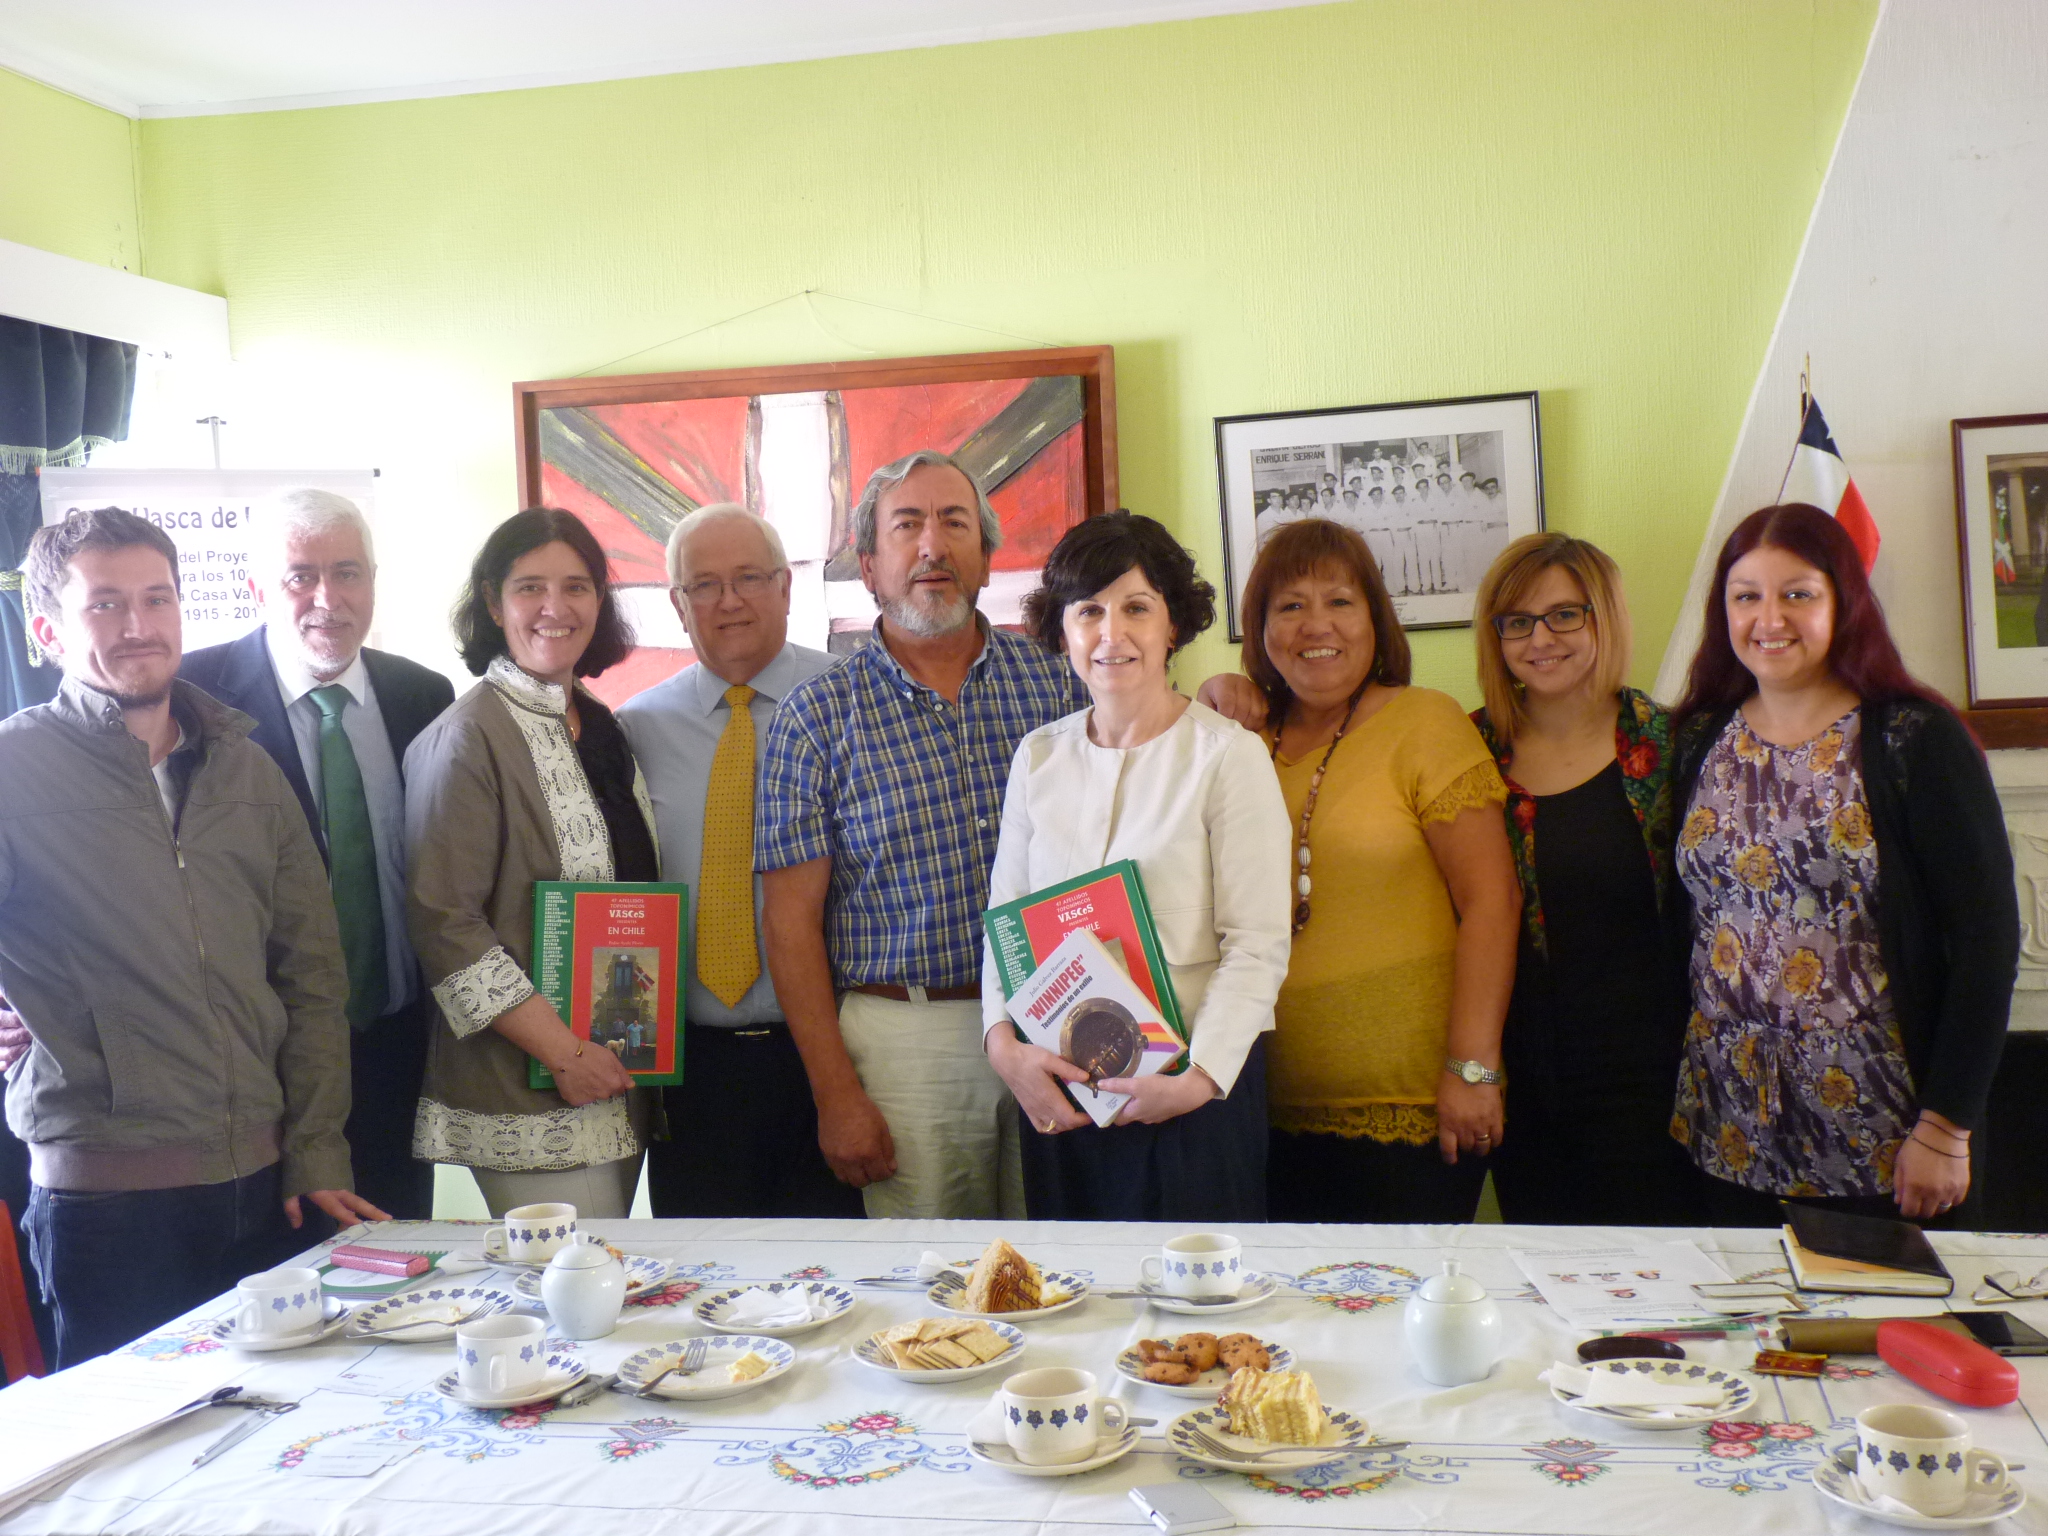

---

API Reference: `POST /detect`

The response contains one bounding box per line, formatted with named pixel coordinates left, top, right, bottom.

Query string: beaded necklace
left=1270, top=682, right=1369, bottom=934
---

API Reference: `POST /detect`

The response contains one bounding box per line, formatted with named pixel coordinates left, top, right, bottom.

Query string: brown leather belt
left=846, top=983, right=981, bottom=1003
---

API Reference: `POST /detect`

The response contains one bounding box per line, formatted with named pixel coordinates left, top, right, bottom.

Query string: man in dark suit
left=180, top=489, right=454, bottom=1218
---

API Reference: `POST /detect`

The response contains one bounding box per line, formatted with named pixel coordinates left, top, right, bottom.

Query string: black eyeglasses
left=1492, top=604, right=1591, bottom=640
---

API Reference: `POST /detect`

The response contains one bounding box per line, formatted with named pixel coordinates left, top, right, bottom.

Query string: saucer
left=1549, top=1359, right=1756, bottom=1430
left=510, top=1254, right=670, bottom=1301
left=433, top=1353, right=588, bottom=1409
left=967, top=1425, right=1140, bottom=1477
left=928, top=1269, right=1088, bottom=1321
left=343, top=1283, right=521, bottom=1342
left=616, top=1335, right=796, bottom=1400
left=1167, top=1403, right=1368, bottom=1471
left=694, top=1282, right=855, bottom=1336
left=1812, top=1461, right=2027, bottom=1529
left=1140, top=1272, right=1281, bottom=1316
left=213, top=1297, right=350, bottom=1351
left=853, top=1320, right=1026, bottom=1383
left=1115, top=1338, right=1295, bottom=1397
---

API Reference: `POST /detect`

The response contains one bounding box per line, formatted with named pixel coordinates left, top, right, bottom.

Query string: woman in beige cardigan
left=405, top=508, right=656, bottom=1217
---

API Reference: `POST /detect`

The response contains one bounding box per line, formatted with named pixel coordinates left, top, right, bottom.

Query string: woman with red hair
left=1671, top=505, right=2018, bottom=1225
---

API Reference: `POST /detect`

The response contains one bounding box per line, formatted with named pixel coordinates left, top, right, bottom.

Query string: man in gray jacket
left=0, top=507, right=381, bottom=1366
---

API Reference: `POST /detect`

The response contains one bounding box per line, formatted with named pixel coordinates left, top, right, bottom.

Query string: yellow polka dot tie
left=698, top=684, right=761, bottom=1008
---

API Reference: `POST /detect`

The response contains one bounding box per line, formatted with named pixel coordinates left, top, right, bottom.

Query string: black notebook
left=1780, top=1202, right=1954, bottom=1297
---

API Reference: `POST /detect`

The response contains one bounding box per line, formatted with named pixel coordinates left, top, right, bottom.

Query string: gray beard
left=880, top=588, right=976, bottom=638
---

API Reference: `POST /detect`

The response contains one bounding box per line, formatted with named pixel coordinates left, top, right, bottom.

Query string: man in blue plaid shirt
left=757, top=451, right=1086, bottom=1218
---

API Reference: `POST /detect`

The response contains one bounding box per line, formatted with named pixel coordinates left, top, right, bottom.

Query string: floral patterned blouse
left=1671, top=709, right=1916, bottom=1197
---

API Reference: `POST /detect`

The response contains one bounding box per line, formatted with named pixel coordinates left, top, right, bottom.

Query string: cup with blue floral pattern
left=1000, top=1367, right=1127, bottom=1466
left=1139, top=1233, right=1244, bottom=1300
left=455, top=1314, right=548, bottom=1397
left=233, top=1266, right=324, bottom=1340
left=482, top=1201, right=577, bottom=1265
left=1854, top=1403, right=2009, bottom=1516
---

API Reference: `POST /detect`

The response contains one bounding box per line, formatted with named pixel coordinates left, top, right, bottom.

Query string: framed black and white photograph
left=1954, top=411, right=2048, bottom=708
left=1213, top=391, right=1543, bottom=639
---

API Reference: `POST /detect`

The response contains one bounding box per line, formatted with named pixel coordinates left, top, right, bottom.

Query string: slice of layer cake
left=961, top=1237, right=1043, bottom=1313
left=1218, top=1366, right=1325, bottom=1445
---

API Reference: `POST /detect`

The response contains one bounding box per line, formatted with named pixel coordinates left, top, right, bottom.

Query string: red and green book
left=528, top=880, right=688, bottom=1090
left=982, top=859, right=1185, bottom=1036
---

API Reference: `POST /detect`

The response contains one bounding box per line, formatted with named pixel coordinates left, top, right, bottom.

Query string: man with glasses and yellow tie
left=617, top=505, right=860, bottom=1217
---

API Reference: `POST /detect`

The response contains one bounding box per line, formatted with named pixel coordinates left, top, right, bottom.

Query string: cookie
left=1141, top=1360, right=1200, bottom=1385
left=1176, top=1332, right=1220, bottom=1372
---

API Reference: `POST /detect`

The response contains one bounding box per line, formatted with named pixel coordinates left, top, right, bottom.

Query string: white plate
left=212, top=1297, right=350, bottom=1351
left=434, top=1352, right=588, bottom=1409
left=693, top=1282, right=855, bottom=1336
left=1115, top=1338, right=1295, bottom=1397
left=343, top=1283, right=522, bottom=1342
left=1550, top=1359, right=1757, bottom=1430
left=616, top=1335, right=797, bottom=1400
left=1813, top=1461, right=2027, bottom=1529
left=510, top=1254, right=670, bottom=1301
left=852, top=1320, right=1027, bottom=1383
left=928, top=1269, right=1088, bottom=1321
left=1139, top=1272, right=1282, bottom=1316
left=1168, top=1403, right=1369, bottom=1471
left=967, top=1425, right=1139, bottom=1477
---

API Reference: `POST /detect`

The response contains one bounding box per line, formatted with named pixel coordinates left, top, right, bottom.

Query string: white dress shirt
left=979, top=698, right=1293, bottom=1095
left=617, top=642, right=838, bottom=1028
left=264, top=623, right=416, bottom=1013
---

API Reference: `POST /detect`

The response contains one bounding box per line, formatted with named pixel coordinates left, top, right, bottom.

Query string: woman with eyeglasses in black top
left=1469, top=533, right=1700, bottom=1226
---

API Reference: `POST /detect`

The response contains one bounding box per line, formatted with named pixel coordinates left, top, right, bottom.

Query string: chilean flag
left=1782, top=397, right=1879, bottom=572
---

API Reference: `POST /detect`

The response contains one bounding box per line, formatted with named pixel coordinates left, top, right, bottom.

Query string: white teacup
left=1000, top=1367, right=1128, bottom=1466
left=1139, top=1233, right=1244, bottom=1299
left=482, top=1202, right=577, bottom=1264
left=456, top=1315, right=547, bottom=1397
left=1855, top=1403, right=2009, bottom=1516
left=234, top=1266, right=324, bottom=1339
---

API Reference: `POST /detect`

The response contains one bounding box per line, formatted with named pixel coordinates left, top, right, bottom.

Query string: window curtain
left=0, top=316, right=140, bottom=718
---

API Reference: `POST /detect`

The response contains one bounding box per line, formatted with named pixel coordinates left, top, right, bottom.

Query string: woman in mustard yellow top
left=1239, top=520, right=1520, bottom=1222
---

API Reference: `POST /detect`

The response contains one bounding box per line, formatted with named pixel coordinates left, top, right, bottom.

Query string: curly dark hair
left=1021, top=510, right=1216, bottom=656
left=452, top=508, right=634, bottom=678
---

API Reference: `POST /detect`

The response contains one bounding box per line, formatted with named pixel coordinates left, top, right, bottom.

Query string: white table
left=6, top=1218, right=2047, bottom=1535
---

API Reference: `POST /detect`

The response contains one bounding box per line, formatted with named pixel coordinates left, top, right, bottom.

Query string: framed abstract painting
left=513, top=346, right=1116, bottom=705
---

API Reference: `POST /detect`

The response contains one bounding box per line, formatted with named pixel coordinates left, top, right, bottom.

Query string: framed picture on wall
left=1955, top=411, right=2048, bottom=709
left=512, top=345, right=1116, bottom=706
left=1212, top=391, right=1543, bottom=641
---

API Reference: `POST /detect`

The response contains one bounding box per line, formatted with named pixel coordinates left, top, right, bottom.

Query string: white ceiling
left=0, top=0, right=1330, bottom=118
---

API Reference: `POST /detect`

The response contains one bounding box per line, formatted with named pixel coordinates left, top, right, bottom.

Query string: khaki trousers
left=837, top=992, right=1024, bottom=1219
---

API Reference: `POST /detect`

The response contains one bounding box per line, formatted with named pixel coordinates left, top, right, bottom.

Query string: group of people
left=1256, top=462, right=1507, bottom=596
left=0, top=444, right=2019, bottom=1370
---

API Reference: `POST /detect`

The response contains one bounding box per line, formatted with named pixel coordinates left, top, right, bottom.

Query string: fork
left=353, top=1305, right=490, bottom=1338
left=628, top=1338, right=709, bottom=1397
left=1182, top=1424, right=1376, bottom=1463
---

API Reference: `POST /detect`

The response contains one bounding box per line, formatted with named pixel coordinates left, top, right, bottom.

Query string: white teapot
left=1403, top=1259, right=1501, bottom=1386
left=541, top=1233, right=627, bottom=1339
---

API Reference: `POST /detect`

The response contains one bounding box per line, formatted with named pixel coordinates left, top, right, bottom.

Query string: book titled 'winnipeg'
left=1779, top=1202, right=1954, bottom=1298
left=982, top=859, right=1185, bottom=1034
left=1008, top=927, right=1186, bottom=1127
left=528, top=881, right=688, bottom=1090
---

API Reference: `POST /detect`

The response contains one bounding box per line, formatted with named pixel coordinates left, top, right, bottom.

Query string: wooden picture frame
left=1212, top=391, right=1542, bottom=641
left=1955, top=412, right=2048, bottom=743
left=512, top=345, right=1116, bottom=704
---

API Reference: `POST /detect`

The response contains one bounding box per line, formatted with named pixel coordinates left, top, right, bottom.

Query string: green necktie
left=310, top=684, right=388, bottom=1029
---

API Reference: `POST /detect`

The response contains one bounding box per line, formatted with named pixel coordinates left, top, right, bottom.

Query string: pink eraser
left=330, top=1244, right=432, bottom=1277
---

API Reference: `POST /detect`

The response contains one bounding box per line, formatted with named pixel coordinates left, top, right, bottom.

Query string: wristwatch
left=1445, top=1056, right=1504, bottom=1086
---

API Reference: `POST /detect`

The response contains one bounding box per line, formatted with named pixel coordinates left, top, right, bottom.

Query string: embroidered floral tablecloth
left=7, top=1219, right=2047, bottom=1535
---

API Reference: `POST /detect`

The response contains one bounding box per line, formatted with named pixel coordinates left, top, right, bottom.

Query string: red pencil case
left=1877, top=1318, right=2019, bottom=1408
left=329, top=1244, right=431, bottom=1278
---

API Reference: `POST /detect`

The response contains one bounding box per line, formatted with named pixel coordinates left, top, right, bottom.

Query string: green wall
left=125, top=0, right=1875, bottom=697
left=0, top=67, right=139, bottom=271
